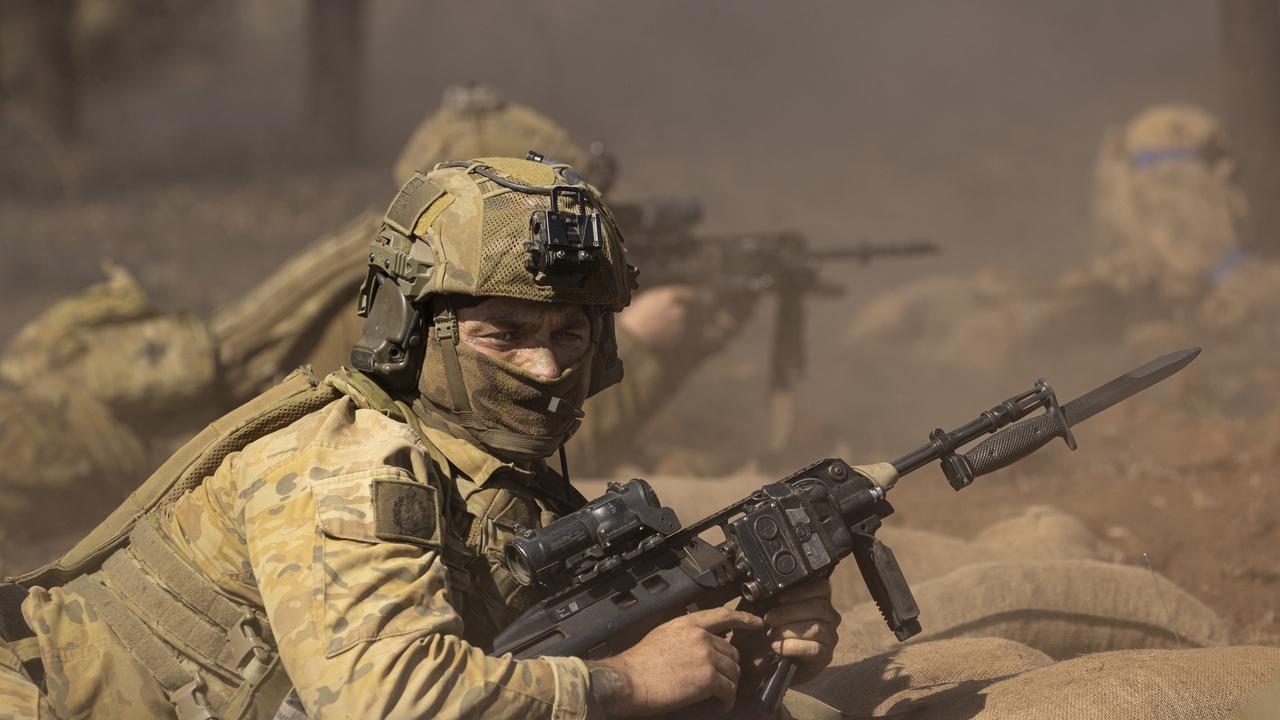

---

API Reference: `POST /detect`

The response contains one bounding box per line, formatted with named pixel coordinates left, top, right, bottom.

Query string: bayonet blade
left=1061, top=348, right=1201, bottom=427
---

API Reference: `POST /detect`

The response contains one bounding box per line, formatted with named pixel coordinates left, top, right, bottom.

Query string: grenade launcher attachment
left=491, top=349, right=1200, bottom=718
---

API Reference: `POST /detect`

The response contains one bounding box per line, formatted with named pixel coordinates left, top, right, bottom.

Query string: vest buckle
left=230, top=613, right=273, bottom=685
left=173, top=673, right=217, bottom=720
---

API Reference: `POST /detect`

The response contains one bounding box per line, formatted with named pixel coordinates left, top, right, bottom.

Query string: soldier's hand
left=763, top=576, right=841, bottom=684
left=618, top=285, right=755, bottom=358
left=586, top=607, right=763, bottom=717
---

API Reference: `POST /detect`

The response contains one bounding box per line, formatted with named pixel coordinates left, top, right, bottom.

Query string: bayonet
left=1061, top=348, right=1200, bottom=427
left=887, top=348, right=1202, bottom=491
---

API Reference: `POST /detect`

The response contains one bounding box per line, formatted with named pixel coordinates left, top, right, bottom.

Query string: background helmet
left=1089, top=104, right=1246, bottom=300
left=393, top=84, right=617, bottom=194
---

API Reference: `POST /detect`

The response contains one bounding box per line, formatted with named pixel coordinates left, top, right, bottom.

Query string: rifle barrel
left=808, top=239, right=939, bottom=261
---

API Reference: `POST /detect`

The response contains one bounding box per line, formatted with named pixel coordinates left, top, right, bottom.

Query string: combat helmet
left=353, top=156, right=635, bottom=461
left=393, top=84, right=617, bottom=193
left=1089, top=104, right=1246, bottom=300
left=1121, top=104, right=1229, bottom=166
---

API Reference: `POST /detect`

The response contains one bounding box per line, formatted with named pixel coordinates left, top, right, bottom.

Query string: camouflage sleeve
left=237, top=403, right=594, bottom=719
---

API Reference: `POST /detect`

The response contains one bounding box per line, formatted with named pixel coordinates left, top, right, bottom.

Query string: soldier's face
left=457, top=298, right=591, bottom=379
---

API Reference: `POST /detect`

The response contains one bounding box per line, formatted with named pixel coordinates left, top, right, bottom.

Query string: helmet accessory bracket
left=525, top=186, right=603, bottom=288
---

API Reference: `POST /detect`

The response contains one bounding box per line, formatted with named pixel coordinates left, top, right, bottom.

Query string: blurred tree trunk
left=1220, top=0, right=1280, bottom=254
left=0, top=0, right=79, bottom=144
left=306, top=0, right=366, bottom=158
left=0, top=0, right=80, bottom=196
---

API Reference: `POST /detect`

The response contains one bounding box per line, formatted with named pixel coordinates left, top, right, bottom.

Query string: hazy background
left=4, top=0, right=1279, bottom=645
left=0, top=0, right=1220, bottom=316
left=0, top=0, right=1223, bottom=440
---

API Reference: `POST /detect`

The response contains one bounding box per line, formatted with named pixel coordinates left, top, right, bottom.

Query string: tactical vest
left=3, top=368, right=585, bottom=720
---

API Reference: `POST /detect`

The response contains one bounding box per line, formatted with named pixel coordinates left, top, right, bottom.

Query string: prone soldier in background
left=0, top=85, right=752, bottom=562
left=0, top=156, right=839, bottom=719
left=843, top=104, right=1273, bottom=415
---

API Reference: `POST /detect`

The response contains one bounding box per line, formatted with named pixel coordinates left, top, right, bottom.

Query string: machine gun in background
left=612, top=199, right=939, bottom=456
left=492, top=348, right=1200, bottom=719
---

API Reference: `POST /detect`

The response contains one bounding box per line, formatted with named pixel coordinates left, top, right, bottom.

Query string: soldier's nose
left=518, top=348, right=563, bottom=379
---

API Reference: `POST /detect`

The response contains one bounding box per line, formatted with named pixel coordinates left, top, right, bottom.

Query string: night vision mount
left=525, top=185, right=604, bottom=288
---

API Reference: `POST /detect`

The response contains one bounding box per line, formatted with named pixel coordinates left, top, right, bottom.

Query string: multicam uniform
left=0, top=370, right=597, bottom=719
left=0, top=156, right=635, bottom=719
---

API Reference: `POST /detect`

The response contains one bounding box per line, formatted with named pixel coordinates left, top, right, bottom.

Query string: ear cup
left=351, top=272, right=423, bottom=390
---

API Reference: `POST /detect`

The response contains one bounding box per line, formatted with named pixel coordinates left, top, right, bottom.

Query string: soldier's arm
left=236, top=407, right=594, bottom=719
left=569, top=288, right=753, bottom=475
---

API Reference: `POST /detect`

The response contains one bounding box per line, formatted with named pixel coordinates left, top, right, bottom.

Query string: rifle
left=491, top=348, right=1200, bottom=718
left=612, top=199, right=938, bottom=455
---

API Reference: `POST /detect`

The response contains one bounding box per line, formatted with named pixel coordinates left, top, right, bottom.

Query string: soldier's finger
left=775, top=576, right=833, bottom=604
left=711, top=672, right=738, bottom=714
left=768, top=620, right=839, bottom=647
left=771, top=637, right=834, bottom=664
left=709, top=643, right=741, bottom=686
left=763, top=598, right=841, bottom=628
left=707, top=632, right=741, bottom=666
left=688, top=607, right=764, bottom=634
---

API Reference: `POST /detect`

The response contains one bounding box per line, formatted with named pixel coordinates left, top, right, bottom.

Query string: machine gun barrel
left=808, top=238, right=939, bottom=263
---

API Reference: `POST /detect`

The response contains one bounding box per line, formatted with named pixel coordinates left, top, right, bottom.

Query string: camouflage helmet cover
left=1121, top=104, right=1229, bottom=162
left=1088, top=104, right=1246, bottom=300
left=354, top=156, right=634, bottom=398
left=392, top=84, right=613, bottom=192
left=377, top=156, right=633, bottom=309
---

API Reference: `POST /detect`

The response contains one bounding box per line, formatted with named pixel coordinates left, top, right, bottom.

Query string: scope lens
left=505, top=544, right=535, bottom=586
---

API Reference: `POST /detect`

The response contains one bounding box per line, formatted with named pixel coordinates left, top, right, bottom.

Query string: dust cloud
left=3, top=1, right=1275, bottom=643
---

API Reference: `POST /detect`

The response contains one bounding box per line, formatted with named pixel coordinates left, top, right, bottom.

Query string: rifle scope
left=505, top=478, right=682, bottom=586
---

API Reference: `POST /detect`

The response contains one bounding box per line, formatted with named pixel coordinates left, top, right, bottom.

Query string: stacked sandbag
left=829, top=527, right=1018, bottom=612
left=830, top=506, right=1119, bottom=611
left=835, top=559, right=1227, bottom=662
left=877, top=646, right=1280, bottom=720
left=972, top=504, right=1122, bottom=563
left=791, top=645, right=1280, bottom=720
left=787, top=637, right=1052, bottom=719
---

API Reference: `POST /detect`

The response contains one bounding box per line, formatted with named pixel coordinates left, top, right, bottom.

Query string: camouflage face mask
left=416, top=330, right=593, bottom=463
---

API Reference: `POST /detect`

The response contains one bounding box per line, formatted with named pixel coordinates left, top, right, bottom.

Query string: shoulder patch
left=372, top=478, right=441, bottom=547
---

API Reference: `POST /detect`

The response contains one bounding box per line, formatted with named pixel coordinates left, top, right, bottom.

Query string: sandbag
left=788, top=637, right=1052, bottom=719
left=835, top=560, right=1227, bottom=662
left=876, top=646, right=1280, bottom=720
left=972, top=505, right=1121, bottom=563
left=832, top=506, right=1116, bottom=611
left=830, top=527, right=1018, bottom=612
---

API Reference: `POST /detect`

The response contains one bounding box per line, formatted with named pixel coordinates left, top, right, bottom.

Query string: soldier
left=0, top=156, right=838, bottom=719
left=0, top=86, right=745, bottom=562
left=843, top=104, right=1262, bottom=413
